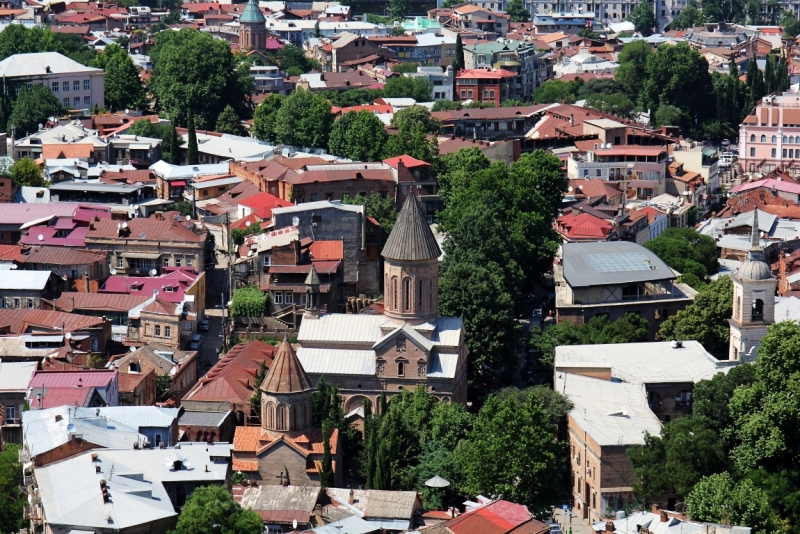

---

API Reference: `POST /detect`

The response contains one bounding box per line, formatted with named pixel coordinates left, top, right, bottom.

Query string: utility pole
left=223, top=211, right=232, bottom=352
left=191, top=173, right=197, bottom=220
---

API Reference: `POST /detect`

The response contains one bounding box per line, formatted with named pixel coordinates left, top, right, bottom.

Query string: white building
left=553, top=52, right=619, bottom=78
left=405, top=66, right=454, bottom=101
left=0, top=52, right=104, bottom=125
left=265, top=19, right=390, bottom=45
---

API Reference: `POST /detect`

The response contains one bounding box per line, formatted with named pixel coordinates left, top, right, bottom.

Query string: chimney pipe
left=660, top=511, right=668, bottom=523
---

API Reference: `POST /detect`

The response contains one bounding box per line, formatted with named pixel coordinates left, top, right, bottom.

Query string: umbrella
left=425, top=475, right=451, bottom=488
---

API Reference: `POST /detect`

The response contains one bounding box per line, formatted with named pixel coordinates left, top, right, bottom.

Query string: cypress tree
left=379, top=390, right=387, bottom=415
left=168, top=125, right=181, bottom=164
left=320, top=423, right=334, bottom=488
left=374, top=440, right=391, bottom=490
left=764, top=55, right=775, bottom=94
left=362, top=398, right=376, bottom=489
left=187, top=109, right=199, bottom=165
left=745, top=57, right=755, bottom=88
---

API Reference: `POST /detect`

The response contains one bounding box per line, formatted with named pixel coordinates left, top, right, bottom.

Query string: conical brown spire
left=260, top=337, right=312, bottom=394
left=381, top=193, right=441, bottom=261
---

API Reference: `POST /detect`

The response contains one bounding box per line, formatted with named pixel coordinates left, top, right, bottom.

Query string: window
left=596, top=169, right=601, bottom=177
left=26, top=298, right=33, bottom=309
left=396, top=337, right=406, bottom=353
left=74, top=97, right=80, bottom=106
left=155, top=324, right=161, bottom=336
left=376, top=359, right=385, bottom=375
left=397, top=361, right=405, bottom=376
left=752, top=298, right=765, bottom=321
left=84, top=96, right=90, bottom=105
left=468, top=90, right=473, bottom=98
left=164, top=326, right=171, bottom=338
left=117, top=256, right=124, bottom=268
left=284, top=292, right=293, bottom=304
left=784, top=136, right=788, bottom=143
left=761, top=135, right=767, bottom=142
left=784, top=149, right=788, bottom=158
left=52, top=82, right=59, bottom=92
left=461, top=89, right=466, bottom=98
left=583, top=169, right=589, bottom=177
left=750, top=147, right=756, bottom=157
left=84, top=79, right=90, bottom=90
left=175, top=258, right=181, bottom=267
left=187, top=257, right=193, bottom=267
left=63, top=97, right=70, bottom=106
left=418, top=361, right=426, bottom=377
left=163, top=257, right=170, bottom=267
left=263, top=255, right=271, bottom=267
left=63, top=81, right=69, bottom=91
left=12, top=298, right=19, bottom=309
left=5, top=405, right=15, bottom=420
left=772, top=135, right=777, bottom=143
left=273, top=291, right=283, bottom=304
left=489, top=89, right=495, bottom=98
left=772, top=148, right=777, bottom=158
left=403, top=278, right=411, bottom=311
left=73, top=80, right=80, bottom=91
left=309, top=193, right=318, bottom=202
left=483, top=89, right=489, bottom=99
left=675, top=390, right=692, bottom=406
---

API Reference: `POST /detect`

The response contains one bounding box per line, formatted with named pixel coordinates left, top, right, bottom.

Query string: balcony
left=1, top=417, right=20, bottom=426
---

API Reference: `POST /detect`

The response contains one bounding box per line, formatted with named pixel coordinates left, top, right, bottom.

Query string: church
left=729, top=209, right=778, bottom=361
left=231, top=194, right=468, bottom=486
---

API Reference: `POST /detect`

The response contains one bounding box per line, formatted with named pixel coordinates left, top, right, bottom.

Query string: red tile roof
left=260, top=339, right=311, bottom=394
left=118, top=369, right=151, bottom=393
left=48, top=292, right=151, bottom=313
left=437, top=500, right=548, bottom=534
left=0, top=245, right=21, bottom=261
left=239, top=192, right=292, bottom=212
left=0, top=308, right=105, bottom=334
left=233, top=425, right=339, bottom=458
left=182, top=340, right=276, bottom=405
left=41, top=144, right=94, bottom=160
left=383, top=154, right=430, bottom=169
left=19, top=246, right=106, bottom=266
left=87, top=212, right=207, bottom=243
left=555, top=211, right=614, bottom=240
left=457, top=68, right=517, bottom=79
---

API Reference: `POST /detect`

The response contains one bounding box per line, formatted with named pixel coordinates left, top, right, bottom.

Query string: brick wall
left=34, top=438, right=104, bottom=467
left=255, top=441, right=318, bottom=486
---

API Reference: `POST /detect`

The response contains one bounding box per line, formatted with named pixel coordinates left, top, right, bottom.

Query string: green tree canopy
left=329, top=110, right=389, bottom=161
left=383, top=121, right=439, bottom=163
left=390, top=105, right=442, bottom=133
left=584, top=92, right=636, bottom=118
left=8, top=84, right=62, bottom=137
left=215, top=104, right=247, bottom=136
left=127, top=120, right=183, bottom=164
left=505, top=0, right=530, bottom=21
left=615, top=40, right=654, bottom=97
left=658, top=276, right=733, bottom=357
left=273, top=89, right=334, bottom=149
left=383, top=76, right=434, bottom=102
left=231, top=286, right=267, bottom=317
left=252, top=93, right=285, bottom=143
left=532, top=79, right=582, bottom=104
left=149, top=28, right=251, bottom=128
left=10, top=156, right=45, bottom=187
left=686, top=473, right=777, bottom=534
left=455, top=393, right=568, bottom=514
left=93, top=43, right=146, bottom=111
left=670, top=5, right=707, bottom=29
left=0, top=25, right=97, bottom=65
left=627, top=2, right=658, bottom=36
left=171, top=485, right=263, bottom=534
left=0, top=443, right=24, bottom=533
left=645, top=228, right=720, bottom=280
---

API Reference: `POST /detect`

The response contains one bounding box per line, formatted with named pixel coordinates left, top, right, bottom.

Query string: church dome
left=240, top=0, right=266, bottom=23
left=738, top=258, right=772, bottom=281
left=381, top=193, right=441, bottom=261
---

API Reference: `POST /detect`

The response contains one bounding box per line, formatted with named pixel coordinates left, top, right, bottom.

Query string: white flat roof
left=0, top=360, right=37, bottom=391
left=555, top=340, right=735, bottom=384
left=557, top=373, right=662, bottom=446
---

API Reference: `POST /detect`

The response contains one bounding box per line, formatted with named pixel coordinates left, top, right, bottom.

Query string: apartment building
left=739, top=93, right=800, bottom=175
left=464, top=40, right=540, bottom=96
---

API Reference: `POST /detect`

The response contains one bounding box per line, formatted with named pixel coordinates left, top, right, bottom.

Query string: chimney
left=55, top=414, right=62, bottom=422
left=572, top=206, right=581, bottom=217
left=570, top=114, right=574, bottom=127
left=348, top=489, right=355, bottom=505
left=651, top=504, right=659, bottom=514
left=660, top=511, right=668, bottom=523
left=605, top=521, right=615, bottom=533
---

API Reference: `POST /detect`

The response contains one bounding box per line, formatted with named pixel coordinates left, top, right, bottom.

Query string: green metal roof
left=240, top=0, right=266, bottom=24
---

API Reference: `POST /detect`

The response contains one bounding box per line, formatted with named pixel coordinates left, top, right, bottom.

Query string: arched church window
left=391, top=276, right=398, bottom=310
left=403, top=277, right=411, bottom=311
left=418, top=278, right=425, bottom=312
left=752, top=298, right=764, bottom=321
left=277, top=404, right=288, bottom=430
left=418, top=360, right=426, bottom=377
left=266, top=402, right=275, bottom=429
left=397, top=361, right=405, bottom=376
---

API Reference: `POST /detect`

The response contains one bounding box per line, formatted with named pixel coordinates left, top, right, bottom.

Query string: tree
left=127, top=120, right=183, bottom=164
left=670, top=4, right=706, bottom=29
left=533, top=79, right=583, bottom=104
left=432, top=99, right=460, bottom=111
left=584, top=92, right=636, bottom=118
left=615, top=40, right=653, bottom=98
left=187, top=109, right=199, bottom=165
left=659, top=276, right=733, bottom=357
left=168, top=125, right=182, bottom=164
left=687, top=473, right=777, bottom=534
left=329, top=111, right=389, bottom=161
left=383, top=121, right=439, bottom=163
left=10, top=156, right=45, bottom=187
left=95, top=44, right=146, bottom=111
left=505, top=0, right=530, bottom=21
left=171, top=485, right=262, bottom=534
left=453, top=33, right=465, bottom=73
left=628, top=2, right=657, bottom=36
left=455, top=393, right=568, bottom=514
left=383, top=76, right=434, bottom=102
left=249, top=361, right=268, bottom=416
left=252, top=94, right=285, bottom=143
left=640, top=43, right=714, bottom=134
left=390, top=105, right=442, bottom=133
left=274, top=89, right=334, bottom=149
left=164, top=10, right=181, bottom=24
left=276, top=44, right=318, bottom=75
left=8, top=84, right=62, bottom=136
left=693, top=363, right=756, bottom=447
left=782, top=9, right=800, bottom=37
left=654, top=104, right=685, bottom=128
left=311, top=377, right=345, bottom=429
left=0, top=443, right=24, bottom=534
left=628, top=417, right=732, bottom=503
left=215, top=104, right=246, bottom=136
left=390, top=0, right=410, bottom=20
left=645, top=228, right=720, bottom=281
left=149, top=28, right=251, bottom=128
left=320, top=423, right=334, bottom=487
left=230, top=286, right=267, bottom=317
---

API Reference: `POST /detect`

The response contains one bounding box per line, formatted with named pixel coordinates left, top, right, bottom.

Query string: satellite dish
left=37, top=234, right=43, bottom=241
left=110, top=268, right=117, bottom=275
left=10, top=264, right=17, bottom=270
left=132, top=205, right=139, bottom=211
left=66, top=423, right=76, bottom=433
left=65, top=332, right=72, bottom=340
left=186, top=216, right=191, bottom=222
left=149, top=269, right=157, bottom=277
left=125, top=109, right=129, bottom=114
left=117, top=222, right=122, bottom=229
left=568, top=186, right=573, bottom=192
left=153, top=289, right=159, bottom=296
left=38, top=123, right=43, bottom=130
left=176, top=215, right=181, bottom=222
left=292, top=216, right=299, bottom=226
left=246, top=221, right=251, bottom=227
left=140, top=233, right=146, bottom=239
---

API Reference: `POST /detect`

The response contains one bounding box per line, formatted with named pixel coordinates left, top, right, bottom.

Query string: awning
left=122, top=252, right=162, bottom=259
left=171, top=180, right=186, bottom=187
left=702, top=148, right=717, bottom=157
left=631, top=162, right=663, bottom=172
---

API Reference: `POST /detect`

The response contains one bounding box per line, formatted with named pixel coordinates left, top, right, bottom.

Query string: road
left=196, top=251, right=230, bottom=375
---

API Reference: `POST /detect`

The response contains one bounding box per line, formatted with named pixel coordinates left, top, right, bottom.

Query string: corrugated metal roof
left=0, top=51, right=101, bottom=77
left=326, top=488, right=419, bottom=520
left=239, top=484, right=321, bottom=519
left=427, top=352, right=459, bottom=378
left=0, top=361, right=37, bottom=391
left=561, top=241, right=676, bottom=288
left=0, top=270, right=52, bottom=290
left=381, top=195, right=441, bottom=261
left=297, top=347, right=376, bottom=375
left=298, top=314, right=386, bottom=344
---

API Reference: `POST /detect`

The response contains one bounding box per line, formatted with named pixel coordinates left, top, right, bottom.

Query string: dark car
left=198, top=319, right=210, bottom=331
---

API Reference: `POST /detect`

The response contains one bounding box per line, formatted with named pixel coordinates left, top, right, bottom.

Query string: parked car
left=198, top=319, right=210, bottom=331
left=549, top=523, right=563, bottom=534
left=189, top=334, right=202, bottom=351
left=721, top=138, right=730, bottom=148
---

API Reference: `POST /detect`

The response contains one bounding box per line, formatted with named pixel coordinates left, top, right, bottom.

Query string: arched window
left=277, top=404, right=288, bottom=430
left=397, top=360, right=405, bottom=376
left=762, top=135, right=767, bottom=142
left=647, top=391, right=661, bottom=413
left=391, top=276, right=398, bottom=311
left=417, top=360, right=426, bottom=377
left=290, top=404, right=297, bottom=430
left=402, top=277, right=411, bottom=312
left=750, top=134, right=755, bottom=142
left=772, top=135, right=777, bottom=143
left=266, top=402, right=275, bottom=429
left=752, top=298, right=764, bottom=321
left=784, top=136, right=788, bottom=143
left=792, top=136, right=796, bottom=144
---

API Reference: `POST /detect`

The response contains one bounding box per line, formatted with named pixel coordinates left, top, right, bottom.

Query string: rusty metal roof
left=260, top=338, right=311, bottom=394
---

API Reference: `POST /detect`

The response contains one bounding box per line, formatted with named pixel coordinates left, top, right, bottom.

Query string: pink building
left=739, top=93, right=800, bottom=175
